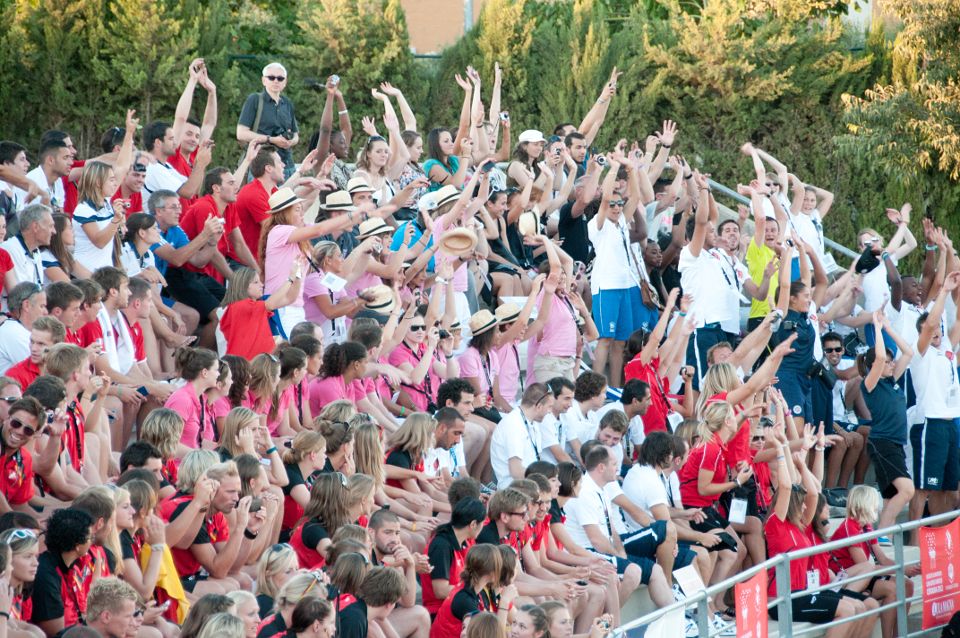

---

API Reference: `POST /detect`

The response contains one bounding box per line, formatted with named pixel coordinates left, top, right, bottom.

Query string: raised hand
left=379, top=82, right=402, bottom=96
left=454, top=73, right=471, bottom=92
left=361, top=116, right=378, bottom=137
left=657, top=120, right=678, bottom=147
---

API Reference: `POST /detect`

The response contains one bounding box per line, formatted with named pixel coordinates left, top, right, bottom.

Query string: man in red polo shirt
left=5, top=316, right=64, bottom=391
left=111, top=153, right=147, bottom=217
left=0, top=396, right=44, bottom=512
left=181, top=166, right=258, bottom=276
left=170, top=58, right=218, bottom=178
left=234, top=146, right=286, bottom=260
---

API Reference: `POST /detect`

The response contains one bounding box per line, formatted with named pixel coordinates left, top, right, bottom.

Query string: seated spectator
left=490, top=384, right=553, bottom=489
left=84, top=577, right=140, bottom=638
left=6, top=315, right=64, bottom=389
left=338, top=566, right=409, bottom=638
left=0, top=397, right=45, bottom=512
left=431, top=544, right=512, bottom=638
left=0, top=282, right=48, bottom=374
left=31, top=507, right=96, bottom=636
left=1, top=203, right=53, bottom=289
left=254, top=543, right=298, bottom=618
left=289, top=473, right=352, bottom=569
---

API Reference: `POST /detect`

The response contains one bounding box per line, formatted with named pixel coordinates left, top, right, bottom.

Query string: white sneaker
left=673, top=583, right=687, bottom=603
left=711, top=613, right=737, bottom=637
left=684, top=618, right=699, bottom=637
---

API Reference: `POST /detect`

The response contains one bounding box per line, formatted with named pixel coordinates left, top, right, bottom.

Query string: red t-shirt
left=123, top=314, right=146, bottom=362
left=64, top=401, right=86, bottom=473
left=706, top=392, right=751, bottom=470
left=168, top=146, right=198, bottom=178
left=677, top=434, right=728, bottom=508
left=159, top=493, right=229, bottom=578
left=0, top=448, right=34, bottom=506
left=75, top=320, right=101, bottom=348
left=234, top=179, right=274, bottom=260
left=765, top=514, right=812, bottom=596
left=829, top=518, right=877, bottom=572
left=0, top=248, right=13, bottom=296
left=624, top=355, right=670, bottom=434
left=180, top=195, right=234, bottom=278
left=110, top=189, right=143, bottom=217
left=220, top=299, right=276, bottom=360
left=62, top=160, right=84, bottom=215
left=5, top=358, right=40, bottom=391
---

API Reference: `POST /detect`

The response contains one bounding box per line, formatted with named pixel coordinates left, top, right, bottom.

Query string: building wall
left=401, top=0, right=487, bottom=54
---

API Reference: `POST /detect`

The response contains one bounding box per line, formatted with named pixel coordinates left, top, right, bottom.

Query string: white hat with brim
left=320, top=191, right=357, bottom=212
left=438, top=228, right=477, bottom=258
left=357, top=218, right=392, bottom=239
left=267, top=187, right=305, bottom=214
left=468, top=309, right=499, bottom=336
left=518, top=130, right=546, bottom=144
left=347, top=177, right=376, bottom=194
left=495, top=302, right=522, bottom=324
left=433, top=185, right=461, bottom=209
left=361, top=284, right=395, bottom=314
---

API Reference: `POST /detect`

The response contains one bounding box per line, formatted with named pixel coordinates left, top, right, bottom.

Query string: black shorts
left=769, top=589, right=843, bottom=623
left=685, top=505, right=738, bottom=553
left=621, top=520, right=668, bottom=559
left=164, top=268, right=226, bottom=320
left=866, top=437, right=910, bottom=499
left=180, top=571, right=208, bottom=593
left=911, top=418, right=960, bottom=492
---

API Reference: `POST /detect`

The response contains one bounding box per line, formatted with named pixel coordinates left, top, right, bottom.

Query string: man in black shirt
left=367, top=509, right=430, bottom=638
left=339, top=566, right=407, bottom=638
left=423, top=497, right=486, bottom=614
left=556, top=160, right=601, bottom=265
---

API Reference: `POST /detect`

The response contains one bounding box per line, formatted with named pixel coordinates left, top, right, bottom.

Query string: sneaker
left=684, top=618, right=699, bottom=638
left=711, top=613, right=737, bottom=637
left=878, top=535, right=892, bottom=546
left=673, top=583, right=687, bottom=604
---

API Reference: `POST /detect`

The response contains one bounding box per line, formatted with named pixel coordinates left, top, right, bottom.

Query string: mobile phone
left=481, top=160, right=496, bottom=173
left=576, top=580, right=588, bottom=586
left=553, top=147, right=561, bottom=156
left=249, top=497, right=263, bottom=513
left=136, top=386, right=149, bottom=397
left=499, top=112, right=509, bottom=122
left=330, top=74, right=340, bottom=86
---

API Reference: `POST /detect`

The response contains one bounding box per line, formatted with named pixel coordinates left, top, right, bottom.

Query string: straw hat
left=438, top=228, right=477, bottom=257
left=468, top=309, right=499, bottom=336
left=418, top=192, right=439, bottom=214
left=434, top=185, right=460, bottom=209
left=360, top=284, right=395, bottom=314
left=267, top=187, right=305, bottom=214
left=357, top=218, right=392, bottom=239
left=518, top=210, right=539, bottom=237
left=320, top=191, right=357, bottom=212
left=495, top=302, right=522, bottom=324
left=346, top=177, right=376, bottom=194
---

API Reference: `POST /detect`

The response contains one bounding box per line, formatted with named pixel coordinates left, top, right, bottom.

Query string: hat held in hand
left=438, top=228, right=477, bottom=258
left=855, top=247, right=880, bottom=275
left=360, top=284, right=395, bottom=314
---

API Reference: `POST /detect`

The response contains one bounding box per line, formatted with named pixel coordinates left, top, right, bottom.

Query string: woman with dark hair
left=163, top=347, right=220, bottom=450
left=506, top=130, right=545, bottom=189
left=287, top=597, right=336, bottom=638
left=120, top=213, right=163, bottom=279
left=431, top=544, right=514, bottom=638
left=308, top=342, right=368, bottom=415
left=272, top=345, right=309, bottom=435
left=458, top=310, right=504, bottom=419
left=424, top=128, right=471, bottom=191
left=43, top=212, right=92, bottom=281
left=223, top=354, right=251, bottom=409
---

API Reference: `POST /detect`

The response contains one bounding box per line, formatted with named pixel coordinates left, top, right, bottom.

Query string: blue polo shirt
left=861, top=376, right=907, bottom=444
left=151, top=225, right=188, bottom=277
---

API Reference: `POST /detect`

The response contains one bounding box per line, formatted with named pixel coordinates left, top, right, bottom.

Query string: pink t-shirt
left=525, top=334, right=540, bottom=385
left=431, top=217, right=469, bottom=292
left=457, top=346, right=499, bottom=397
left=495, top=342, right=522, bottom=405
left=347, top=271, right=381, bottom=297
left=536, top=293, right=578, bottom=357
left=387, top=342, right=440, bottom=411
left=309, top=375, right=362, bottom=415
left=302, top=270, right=349, bottom=342
left=165, top=382, right=214, bottom=448
left=211, top=396, right=231, bottom=421
left=263, top=225, right=304, bottom=307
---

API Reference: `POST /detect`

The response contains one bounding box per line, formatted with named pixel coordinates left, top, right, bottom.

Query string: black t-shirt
left=302, top=519, right=330, bottom=550
left=120, top=530, right=137, bottom=561
left=428, top=524, right=462, bottom=581
left=558, top=201, right=595, bottom=265
left=450, top=586, right=481, bottom=620
left=321, top=458, right=335, bottom=474
left=256, top=593, right=274, bottom=619
left=385, top=448, right=413, bottom=471
left=257, top=612, right=286, bottom=638
left=549, top=499, right=565, bottom=523
left=476, top=521, right=506, bottom=546
left=339, top=600, right=368, bottom=638
left=218, top=447, right=233, bottom=462
left=31, top=551, right=65, bottom=623
left=283, top=462, right=313, bottom=496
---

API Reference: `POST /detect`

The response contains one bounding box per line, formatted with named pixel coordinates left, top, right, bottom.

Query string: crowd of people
left=0, top=55, right=955, bottom=638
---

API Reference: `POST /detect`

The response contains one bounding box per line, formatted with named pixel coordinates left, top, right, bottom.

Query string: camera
left=596, top=155, right=607, bottom=167
left=330, top=74, right=340, bottom=86
left=781, top=320, right=797, bottom=331
left=499, top=112, right=509, bottom=122
left=480, top=160, right=497, bottom=173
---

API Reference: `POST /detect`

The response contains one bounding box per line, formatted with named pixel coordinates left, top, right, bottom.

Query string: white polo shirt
left=911, top=340, right=960, bottom=420
left=563, top=472, right=616, bottom=549
left=490, top=407, right=542, bottom=490
left=25, top=167, right=64, bottom=209
left=622, top=464, right=669, bottom=531
left=587, top=214, right=637, bottom=295
left=0, top=319, right=30, bottom=373
left=73, top=200, right=119, bottom=272
left=539, top=412, right=578, bottom=464
left=144, top=161, right=187, bottom=195
left=0, top=235, right=44, bottom=287
left=564, top=401, right=596, bottom=446
left=678, top=246, right=738, bottom=329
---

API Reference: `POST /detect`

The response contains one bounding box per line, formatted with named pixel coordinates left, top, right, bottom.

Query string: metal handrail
left=708, top=177, right=861, bottom=261
left=618, top=510, right=959, bottom=637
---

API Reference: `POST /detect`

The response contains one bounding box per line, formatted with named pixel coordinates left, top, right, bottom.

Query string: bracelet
left=244, top=528, right=259, bottom=540
left=776, top=455, right=785, bottom=461
left=266, top=446, right=278, bottom=455
left=411, top=521, right=417, bottom=532
left=338, top=109, right=349, bottom=115
left=815, top=446, right=825, bottom=451
left=399, top=406, right=406, bottom=417
left=150, top=543, right=165, bottom=552
left=661, top=144, right=671, bottom=149
left=881, top=251, right=890, bottom=261
left=926, top=244, right=938, bottom=251
left=436, top=277, right=448, bottom=285
left=596, top=98, right=608, bottom=105
left=677, top=311, right=686, bottom=317
left=684, top=174, right=692, bottom=179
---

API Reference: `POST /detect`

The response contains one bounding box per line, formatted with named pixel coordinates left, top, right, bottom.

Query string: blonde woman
left=345, top=473, right=377, bottom=525
left=0, top=528, right=45, bottom=638
left=217, top=407, right=287, bottom=486
left=227, top=590, right=261, bottom=638
left=385, top=414, right=449, bottom=512
left=255, top=543, right=298, bottom=618
left=281, top=430, right=328, bottom=540
left=302, top=241, right=368, bottom=345
left=245, top=353, right=281, bottom=434
left=196, top=612, right=247, bottom=638
left=73, top=160, right=123, bottom=270
left=139, top=408, right=185, bottom=500
left=259, top=572, right=329, bottom=638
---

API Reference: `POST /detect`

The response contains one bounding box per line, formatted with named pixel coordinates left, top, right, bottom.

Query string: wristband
left=338, top=109, right=349, bottom=115
left=0, top=611, right=9, bottom=619
left=244, top=528, right=259, bottom=540
left=815, top=446, right=825, bottom=451
left=150, top=543, right=165, bottom=552
left=881, top=251, right=890, bottom=261
left=399, top=406, right=406, bottom=417
left=266, top=446, right=278, bottom=455
left=926, top=244, right=938, bottom=251
left=734, top=477, right=741, bottom=487
left=776, top=456, right=785, bottom=461
left=684, top=174, right=692, bottom=179
left=677, top=311, right=686, bottom=317
left=436, top=277, right=448, bottom=285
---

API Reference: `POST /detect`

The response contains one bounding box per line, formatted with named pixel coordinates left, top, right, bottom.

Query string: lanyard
left=15, top=235, right=42, bottom=285
left=400, top=341, right=432, bottom=399
left=513, top=344, right=524, bottom=394
left=197, top=398, right=206, bottom=448
left=519, top=409, right=540, bottom=462
left=660, top=471, right=675, bottom=508
left=597, top=491, right=612, bottom=537
left=479, top=352, right=494, bottom=398
left=616, top=221, right=644, bottom=288
left=127, top=241, right=149, bottom=270
left=710, top=249, right=738, bottom=290
left=449, top=447, right=460, bottom=477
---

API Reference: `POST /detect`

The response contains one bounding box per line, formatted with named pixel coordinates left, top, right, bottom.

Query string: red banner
left=920, top=518, right=960, bottom=629
left=735, top=569, right=768, bottom=638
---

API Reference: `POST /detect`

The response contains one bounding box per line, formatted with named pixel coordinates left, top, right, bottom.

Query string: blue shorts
left=675, top=542, right=698, bottom=569
left=161, top=296, right=176, bottom=308
left=776, top=369, right=813, bottom=422
left=912, top=417, right=960, bottom=491
left=621, top=520, right=668, bottom=559
left=589, top=552, right=657, bottom=585
left=592, top=287, right=644, bottom=341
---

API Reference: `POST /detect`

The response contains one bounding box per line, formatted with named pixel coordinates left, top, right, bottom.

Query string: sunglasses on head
left=265, top=75, right=286, bottom=82
left=8, top=418, right=37, bottom=437
left=8, top=528, right=37, bottom=540
left=823, top=347, right=843, bottom=354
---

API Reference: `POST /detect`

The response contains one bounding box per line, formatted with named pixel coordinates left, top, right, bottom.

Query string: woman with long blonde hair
left=255, top=543, right=299, bottom=617
left=0, top=527, right=43, bottom=634
left=345, top=473, right=377, bottom=524
left=384, top=412, right=450, bottom=513
left=73, top=160, right=123, bottom=270
left=289, top=473, right=352, bottom=569
left=246, top=352, right=281, bottom=431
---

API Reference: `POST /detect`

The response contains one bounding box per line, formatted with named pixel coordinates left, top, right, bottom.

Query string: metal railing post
left=696, top=596, right=710, bottom=636
left=775, top=558, right=793, bottom=636
left=894, top=527, right=909, bottom=636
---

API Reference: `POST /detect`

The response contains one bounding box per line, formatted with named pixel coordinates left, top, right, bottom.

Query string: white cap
left=518, top=130, right=546, bottom=144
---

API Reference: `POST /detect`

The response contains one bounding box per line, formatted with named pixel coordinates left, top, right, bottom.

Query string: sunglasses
left=8, top=418, right=37, bottom=437
left=7, top=528, right=37, bottom=540
left=751, top=435, right=764, bottom=443
left=265, top=75, right=286, bottom=82
left=0, top=397, right=17, bottom=404
left=609, top=200, right=625, bottom=207
left=409, top=325, right=426, bottom=332
left=134, top=609, right=144, bottom=619
left=823, top=347, right=843, bottom=354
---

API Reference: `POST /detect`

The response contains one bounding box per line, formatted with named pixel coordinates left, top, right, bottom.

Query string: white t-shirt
left=25, top=166, right=64, bottom=209
left=424, top=444, right=465, bottom=478
left=0, top=319, right=30, bottom=373
left=144, top=161, right=187, bottom=195
left=490, top=407, right=542, bottom=490
left=604, top=480, right=629, bottom=535
left=789, top=209, right=825, bottom=265
left=564, top=401, right=596, bottom=445
left=0, top=236, right=44, bottom=287
left=911, top=340, right=960, bottom=420
left=678, top=246, right=738, bottom=328
left=717, top=250, right=749, bottom=334
left=0, top=181, right=27, bottom=214
left=831, top=358, right=857, bottom=424
left=590, top=400, right=644, bottom=448
left=861, top=255, right=899, bottom=314
left=587, top=214, right=637, bottom=294
left=119, top=242, right=158, bottom=278
left=622, top=464, right=670, bottom=531
left=563, top=473, right=616, bottom=550
left=539, top=412, right=577, bottom=464
left=73, top=200, right=118, bottom=272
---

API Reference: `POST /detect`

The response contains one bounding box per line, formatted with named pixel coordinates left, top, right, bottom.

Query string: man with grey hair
left=0, top=281, right=48, bottom=371
left=237, top=62, right=299, bottom=178
left=0, top=202, right=55, bottom=288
